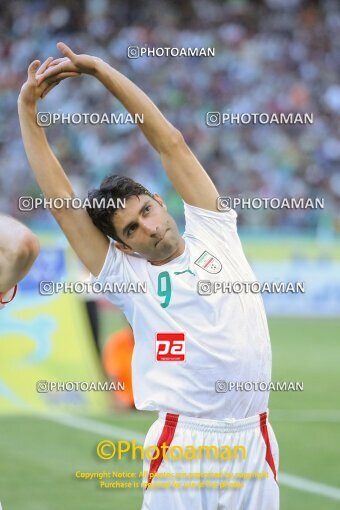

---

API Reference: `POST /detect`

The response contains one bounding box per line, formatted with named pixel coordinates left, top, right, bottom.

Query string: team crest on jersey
left=194, top=251, right=222, bottom=274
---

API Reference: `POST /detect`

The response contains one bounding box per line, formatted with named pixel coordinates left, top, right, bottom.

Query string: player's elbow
left=48, top=192, right=77, bottom=220
left=162, top=128, right=186, bottom=154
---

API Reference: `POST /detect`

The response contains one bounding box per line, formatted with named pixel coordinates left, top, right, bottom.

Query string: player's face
left=113, top=194, right=182, bottom=262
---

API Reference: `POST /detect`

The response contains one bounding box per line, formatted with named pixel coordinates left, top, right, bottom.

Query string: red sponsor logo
left=156, top=333, right=185, bottom=361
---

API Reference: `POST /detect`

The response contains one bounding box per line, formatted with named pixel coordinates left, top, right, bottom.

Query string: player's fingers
left=47, top=71, right=81, bottom=80
left=35, top=62, right=67, bottom=85
left=37, top=68, right=81, bottom=86
left=38, top=79, right=53, bottom=93
left=38, top=72, right=80, bottom=97
left=38, top=72, right=80, bottom=88
left=36, top=57, right=53, bottom=77
left=27, top=60, right=41, bottom=78
left=46, top=57, right=68, bottom=68
left=57, top=41, right=77, bottom=60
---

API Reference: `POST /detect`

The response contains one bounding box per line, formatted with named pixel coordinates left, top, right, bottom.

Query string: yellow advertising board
left=0, top=235, right=109, bottom=414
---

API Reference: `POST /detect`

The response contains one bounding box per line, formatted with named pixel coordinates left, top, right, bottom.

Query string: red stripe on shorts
left=146, top=413, right=179, bottom=488
left=260, top=412, right=277, bottom=481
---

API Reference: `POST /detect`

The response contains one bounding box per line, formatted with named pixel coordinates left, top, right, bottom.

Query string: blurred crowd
left=0, top=0, right=339, bottom=234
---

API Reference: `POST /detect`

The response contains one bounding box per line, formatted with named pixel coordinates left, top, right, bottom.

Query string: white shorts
left=141, top=411, right=279, bottom=510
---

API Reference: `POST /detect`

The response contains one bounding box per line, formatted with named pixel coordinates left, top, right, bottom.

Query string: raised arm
left=96, top=61, right=220, bottom=211
left=18, top=59, right=109, bottom=276
left=37, top=43, right=220, bottom=211
left=0, top=215, right=39, bottom=293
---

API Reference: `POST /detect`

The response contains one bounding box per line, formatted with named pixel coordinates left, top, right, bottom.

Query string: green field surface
left=1, top=317, right=339, bottom=510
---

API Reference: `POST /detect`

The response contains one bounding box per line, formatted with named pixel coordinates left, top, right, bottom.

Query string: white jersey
left=90, top=202, right=272, bottom=419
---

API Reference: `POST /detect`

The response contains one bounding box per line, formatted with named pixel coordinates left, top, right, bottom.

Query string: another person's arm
left=0, top=215, right=39, bottom=293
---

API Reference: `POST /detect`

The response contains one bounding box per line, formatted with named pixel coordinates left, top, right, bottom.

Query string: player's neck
left=149, top=238, right=185, bottom=266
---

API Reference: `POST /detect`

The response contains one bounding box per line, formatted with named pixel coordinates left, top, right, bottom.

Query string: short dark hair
left=86, top=175, right=153, bottom=242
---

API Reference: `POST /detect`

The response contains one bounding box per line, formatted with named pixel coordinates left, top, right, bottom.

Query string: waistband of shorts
left=158, top=410, right=269, bottom=433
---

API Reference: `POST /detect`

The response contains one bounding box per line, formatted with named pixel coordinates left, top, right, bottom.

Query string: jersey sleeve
left=183, top=201, right=252, bottom=272
left=183, top=201, right=240, bottom=246
left=89, top=239, right=128, bottom=307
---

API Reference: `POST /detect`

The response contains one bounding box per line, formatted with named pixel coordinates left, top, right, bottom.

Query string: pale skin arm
left=37, top=43, right=220, bottom=211
left=0, top=215, right=40, bottom=293
left=18, top=58, right=109, bottom=277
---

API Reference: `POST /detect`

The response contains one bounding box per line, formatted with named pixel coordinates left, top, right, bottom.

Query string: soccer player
left=0, top=214, right=40, bottom=309
left=19, top=43, right=279, bottom=509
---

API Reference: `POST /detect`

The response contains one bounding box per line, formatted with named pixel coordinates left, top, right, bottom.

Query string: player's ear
left=153, top=193, right=167, bottom=210
left=115, top=242, right=134, bottom=255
